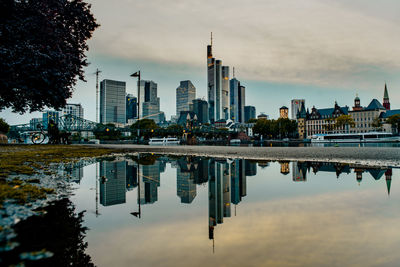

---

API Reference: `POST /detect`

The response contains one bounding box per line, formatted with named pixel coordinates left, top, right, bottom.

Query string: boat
left=230, top=139, right=241, bottom=144
left=148, top=137, right=180, bottom=145
left=311, top=132, right=400, bottom=143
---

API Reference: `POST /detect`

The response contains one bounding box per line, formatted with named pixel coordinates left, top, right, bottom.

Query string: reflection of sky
left=71, top=160, right=400, bottom=267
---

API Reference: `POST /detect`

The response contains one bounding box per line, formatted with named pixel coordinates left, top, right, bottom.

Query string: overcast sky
left=2, top=0, right=400, bottom=124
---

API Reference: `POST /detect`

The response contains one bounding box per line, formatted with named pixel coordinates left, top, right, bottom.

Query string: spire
left=386, top=178, right=392, bottom=196
left=384, top=83, right=389, bottom=99
left=233, top=67, right=235, bottom=78
left=211, top=32, right=213, bottom=47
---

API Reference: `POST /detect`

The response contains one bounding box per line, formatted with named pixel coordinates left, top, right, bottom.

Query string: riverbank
left=83, top=144, right=400, bottom=167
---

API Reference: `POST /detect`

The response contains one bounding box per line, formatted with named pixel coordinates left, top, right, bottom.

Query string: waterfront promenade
left=83, top=144, right=400, bottom=167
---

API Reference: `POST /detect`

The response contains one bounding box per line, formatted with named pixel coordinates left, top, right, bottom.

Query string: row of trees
left=325, top=114, right=400, bottom=133
left=253, top=118, right=297, bottom=139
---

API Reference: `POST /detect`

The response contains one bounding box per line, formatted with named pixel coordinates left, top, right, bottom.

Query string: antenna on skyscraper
left=211, top=32, right=213, bottom=47
left=233, top=67, right=235, bottom=78
left=94, top=68, right=102, bottom=123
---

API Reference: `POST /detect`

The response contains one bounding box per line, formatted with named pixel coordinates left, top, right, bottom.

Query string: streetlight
left=131, top=71, right=141, bottom=143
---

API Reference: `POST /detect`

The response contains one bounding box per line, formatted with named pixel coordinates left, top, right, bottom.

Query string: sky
left=1, top=0, right=400, bottom=124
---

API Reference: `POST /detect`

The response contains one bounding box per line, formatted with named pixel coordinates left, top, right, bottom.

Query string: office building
left=221, top=66, right=230, bottom=120
left=176, top=81, right=196, bottom=116
left=280, top=106, right=289, bottom=119
left=100, top=79, right=126, bottom=124
left=126, top=94, right=137, bottom=123
left=138, top=80, right=161, bottom=123
left=30, top=118, right=43, bottom=130
left=60, top=103, right=84, bottom=119
left=207, top=36, right=229, bottom=123
left=230, top=78, right=245, bottom=123
left=42, top=111, right=59, bottom=130
left=291, top=99, right=305, bottom=120
left=244, top=106, right=256, bottom=123
left=191, top=98, right=209, bottom=124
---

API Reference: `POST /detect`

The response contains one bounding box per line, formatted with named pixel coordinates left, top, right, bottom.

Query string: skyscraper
left=291, top=99, right=305, bottom=120
left=207, top=35, right=229, bottom=123
left=126, top=94, right=137, bottom=123
left=230, top=79, right=246, bottom=123
left=221, top=66, right=230, bottom=120
left=191, top=98, right=209, bottom=124
left=138, top=80, right=161, bottom=123
left=176, top=81, right=196, bottom=116
left=279, top=106, right=289, bottom=119
left=244, top=106, right=256, bottom=123
left=100, top=79, right=126, bottom=124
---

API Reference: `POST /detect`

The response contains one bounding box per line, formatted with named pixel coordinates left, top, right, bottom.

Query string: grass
left=0, top=145, right=119, bottom=206
left=0, top=145, right=118, bottom=178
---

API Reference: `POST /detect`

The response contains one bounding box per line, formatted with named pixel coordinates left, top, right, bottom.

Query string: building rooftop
left=365, top=99, right=385, bottom=111
left=317, top=107, right=349, bottom=116
left=380, top=109, right=400, bottom=118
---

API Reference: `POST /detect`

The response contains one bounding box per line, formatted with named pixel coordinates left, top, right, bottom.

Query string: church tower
left=383, top=83, right=390, bottom=110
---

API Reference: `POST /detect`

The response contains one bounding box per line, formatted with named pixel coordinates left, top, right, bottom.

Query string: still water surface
left=5, top=155, right=400, bottom=266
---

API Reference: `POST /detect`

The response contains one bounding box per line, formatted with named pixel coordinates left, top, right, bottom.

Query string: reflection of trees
left=0, top=199, right=94, bottom=267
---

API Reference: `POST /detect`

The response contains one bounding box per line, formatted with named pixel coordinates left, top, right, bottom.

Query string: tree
left=386, top=114, right=400, bottom=134
left=323, top=118, right=336, bottom=132
left=371, top=117, right=383, bottom=131
left=0, top=118, right=10, bottom=134
left=0, top=0, right=99, bottom=113
left=334, top=115, right=355, bottom=132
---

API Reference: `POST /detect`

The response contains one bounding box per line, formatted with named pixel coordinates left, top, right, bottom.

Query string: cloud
left=87, top=0, right=400, bottom=88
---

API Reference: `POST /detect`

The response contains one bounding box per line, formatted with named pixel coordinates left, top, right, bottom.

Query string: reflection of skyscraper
left=245, top=160, right=257, bottom=176
left=100, top=161, right=126, bottom=206
left=385, top=169, right=392, bottom=195
left=194, top=159, right=209, bottom=185
left=100, top=79, right=126, bottom=124
left=139, top=162, right=161, bottom=204
left=126, top=161, right=137, bottom=191
left=231, top=159, right=246, bottom=205
left=177, top=161, right=197, bottom=204
left=292, top=162, right=307, bottom=182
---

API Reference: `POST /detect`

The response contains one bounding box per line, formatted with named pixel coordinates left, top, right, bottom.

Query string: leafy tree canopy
left=0, top=118, right=10, bottom=134
left=130, top=119, right=159, bottom=130
left=0, top=0, right=99, bottom=113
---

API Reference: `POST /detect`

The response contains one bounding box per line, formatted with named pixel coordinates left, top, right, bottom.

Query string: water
left=2, top=155, right=400, bottom=266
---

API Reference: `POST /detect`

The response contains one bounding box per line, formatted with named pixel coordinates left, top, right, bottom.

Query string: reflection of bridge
left=10, top=114, right=131, bottom=136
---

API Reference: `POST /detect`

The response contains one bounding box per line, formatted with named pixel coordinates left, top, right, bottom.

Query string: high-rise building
left=230, top=78, right=246, bottom=123
left=244, top=106, right=256, bottom=123
left=138, top=80, right=161, bottom=123
left=139, top=162, right=161, bottom=204
left=100, top=79, right=126, bottom=124
left=191, top=99, right=208, bottom=124
left=30, top=118, right=43, bottom=130
left=176, top=81, right=196, bottom=116
left=42, top=111, right=59, bottom=130
left=126, top=94, right=137, bottom=123
left=383, top=83, right=390, bottom=110
left=291, top=99, right=305, bottom=120
left=221, top=66, right=230, bottom=120
left=207, top=35, right=229, bottom=123
left=176, top=162, right=197, bottom=204
left=60, top=103, right=84, bottom=119
left=100, top=161, right=126, bottom=206
left=279, top=106, right=289, bottom=119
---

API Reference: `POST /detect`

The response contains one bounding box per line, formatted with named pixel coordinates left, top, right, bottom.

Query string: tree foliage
left=0, top=0, right=99, bottom=113
left=334, top=115, right=355, bottom=130
left=0, top=118, right=10, bottom=134
left=253, top=118, right=297, bottom=139
left=386, top=114, right=400, bottom=133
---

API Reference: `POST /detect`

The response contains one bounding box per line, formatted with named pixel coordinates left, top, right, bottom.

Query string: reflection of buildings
left=280, top=162, right=290, bottom=175
left=177, top=158, right=197, bottom=204
left=245, top=161, right=257, bottom=177
left=126, top=161, right=138, bottom=191
left=293, top=162, right=307, bottom=182
left=139, top=162, right=162, bottom=205
left=100, top=161, right=126, bottom=206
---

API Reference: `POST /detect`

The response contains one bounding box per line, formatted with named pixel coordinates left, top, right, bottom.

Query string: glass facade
left=100, top=79, right=126, bottom=124
left=176, top=80, right=196, bottom=116
left=138, top=80, right=161, bottom=123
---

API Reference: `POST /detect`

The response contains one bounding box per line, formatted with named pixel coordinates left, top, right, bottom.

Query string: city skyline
left=1, top=0, right=399, bottom=125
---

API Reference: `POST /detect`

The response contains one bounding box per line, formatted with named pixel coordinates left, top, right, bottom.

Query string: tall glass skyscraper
left=230, top=79, right=246, bottom=123
left=207, top=36, right=230, bottom=123
left=244, top=105, right=256, bottom=123
left=126, top=94, right=137, bottom=123
left=176, top=80, right=196, bottom=116
left=100, top=79, right=126, bottom=124
left=138, top=80, right=161, bottom=123
left=191, top=98, right=209, bottom=124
